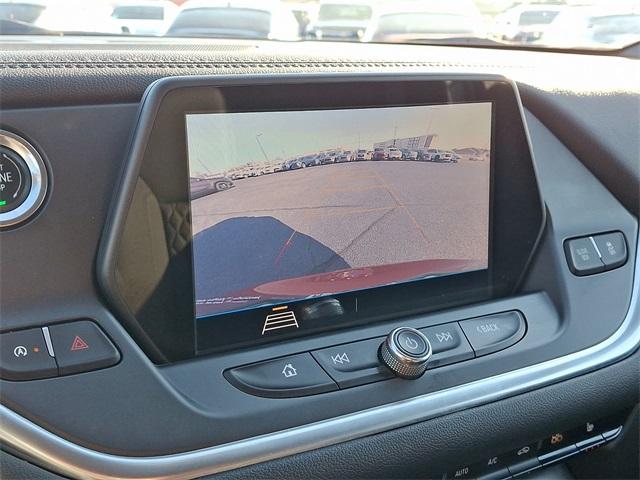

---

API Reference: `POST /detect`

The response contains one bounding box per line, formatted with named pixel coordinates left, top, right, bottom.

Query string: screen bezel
left=98, top=74, right=544, bottom=362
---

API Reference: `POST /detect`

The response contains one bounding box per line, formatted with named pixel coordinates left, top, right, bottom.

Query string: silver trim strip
left=1, top=239, right=637, bottom=480
left=41, top=327, right=55, bottom=358
left=589, top=236, right=603, bottom=258
left=0, top=130, right=48, bottom=228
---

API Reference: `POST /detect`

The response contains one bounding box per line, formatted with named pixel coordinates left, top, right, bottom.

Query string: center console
left=0, top=73, right=636, bottom=478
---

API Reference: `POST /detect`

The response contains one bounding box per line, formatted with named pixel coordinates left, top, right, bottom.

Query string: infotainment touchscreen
left=186, top=103, right=492, bottom=322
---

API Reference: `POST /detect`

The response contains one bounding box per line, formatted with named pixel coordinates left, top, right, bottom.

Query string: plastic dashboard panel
left=0, top=73, right=637, bottom=480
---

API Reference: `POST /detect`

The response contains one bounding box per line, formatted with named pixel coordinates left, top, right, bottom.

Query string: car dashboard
left=0, top=37, right=638, bottom=480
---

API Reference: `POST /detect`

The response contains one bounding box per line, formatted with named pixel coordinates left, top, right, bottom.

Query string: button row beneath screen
left=0, top=321, right=120, bottom=381
left=225, top=311, right=526, bottom=398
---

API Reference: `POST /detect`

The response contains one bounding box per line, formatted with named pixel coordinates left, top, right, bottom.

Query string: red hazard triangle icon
left=70, top=335, right=89, bottom=351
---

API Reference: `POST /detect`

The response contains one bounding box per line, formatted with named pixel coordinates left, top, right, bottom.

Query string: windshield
left=0, top=0, right=638, bottom=50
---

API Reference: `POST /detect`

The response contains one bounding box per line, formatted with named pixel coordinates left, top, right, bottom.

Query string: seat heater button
left=459, top=311, right=526, bottom=357
left=0, top=328, right=57, bottom=380
left=226, top=353, right=338, bottom=398
left=48, top=321, right=120, bottom=375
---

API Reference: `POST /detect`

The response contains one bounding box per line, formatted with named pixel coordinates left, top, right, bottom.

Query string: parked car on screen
left=321, top=151, right=338, bottom=164
left=355, top=149, right=372, bottom=161
left=301, top=154, right=321, bottom=167
left=427, top=148, right=454, bottom=162
left=401, top=149, right=418, bottom=160
left=492, top=4, right=563, bottom=43
left=190, top=175, right=234, bottom=199
left=337, top=150, right=354, bottom=162
left=306, top=0, right=372, bottom=40
left=387, top=148, right=403, bottom=160
left=167, top=0, right=300, bottom=41
left=372, top=147, right=388, bottom=161
left=111, top=0, right=178, bottom=35
left=285, top=158, right=305, bottom=170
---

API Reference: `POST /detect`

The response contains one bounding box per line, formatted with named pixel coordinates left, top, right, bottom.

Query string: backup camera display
left=186, top=103, right=491, bottom=318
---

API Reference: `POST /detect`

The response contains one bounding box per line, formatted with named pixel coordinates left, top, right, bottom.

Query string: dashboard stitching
left=0, top=62, right=520, bottom=69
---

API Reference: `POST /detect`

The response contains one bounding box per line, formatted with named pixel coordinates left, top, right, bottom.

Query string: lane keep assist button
left=0, top=328, right=57, bottom=380
left=460, top=311, right=526, bottom=357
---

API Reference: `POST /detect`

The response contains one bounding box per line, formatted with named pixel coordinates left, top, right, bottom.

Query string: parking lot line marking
left=369, top=167, right=432, bottom=249
left=319, top=184, right=386, bottom=193
left=402, top=205, right=432, bottom=248
left=303, top=206, right=393, bottom=219
left=274, top=230, right=297, bottom=266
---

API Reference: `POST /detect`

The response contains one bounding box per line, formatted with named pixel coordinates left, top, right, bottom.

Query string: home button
left=226, top=353, right=338, bottom=398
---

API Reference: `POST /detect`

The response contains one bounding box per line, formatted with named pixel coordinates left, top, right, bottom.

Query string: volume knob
left=379, top=327, right=432, bottom=379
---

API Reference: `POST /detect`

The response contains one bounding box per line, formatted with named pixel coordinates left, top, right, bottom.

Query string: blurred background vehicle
left=301, top=154, right=321, bottom=166
left=401, top=149, right=419, bottom=160
left=111, top=0, right=178, bottom=35
left=337, top=150, right=354, bottom=162
left=306, top=0, right=372, bottom=40
left=427, top=148, right=455, bottom=163
left=355, top=149, right=372, bottom=161
left=372, top=147, right=387, bottom=160
left=285, top=158, right=305, bottom=170
left=362, top=0, right=486, bottom=43
left=321, top=151, right=338, bottom=164
left=492, top=3, right=563, bottom=43
left=32, top=0, right=121, bottom=34
left=539, top=6, right=640, bottom=48
left=166, top=0, right=300, bottom=40
left=0, top=0, right=47, bottom=24
left=0, top=1, right=638, bottom=52
left=387, top=147, right=403, bottom=160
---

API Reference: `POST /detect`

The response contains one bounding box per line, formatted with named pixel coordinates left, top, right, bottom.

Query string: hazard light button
left=48, top=321, right=120, bottom=375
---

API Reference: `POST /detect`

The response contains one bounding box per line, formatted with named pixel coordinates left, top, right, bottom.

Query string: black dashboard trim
left=0, top=237, right=637, bottom=479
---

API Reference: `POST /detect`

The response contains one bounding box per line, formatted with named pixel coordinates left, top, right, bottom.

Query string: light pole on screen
left=255, top=133, right=269, bottom=162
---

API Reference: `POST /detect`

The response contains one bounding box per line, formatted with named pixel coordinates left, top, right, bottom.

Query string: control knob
left=379, top=327, right=432, bottom=379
